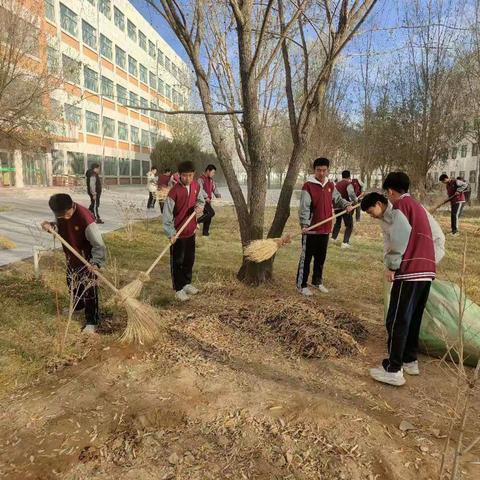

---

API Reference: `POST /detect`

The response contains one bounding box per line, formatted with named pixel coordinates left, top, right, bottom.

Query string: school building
left=0, top=0, right=189, bottom=188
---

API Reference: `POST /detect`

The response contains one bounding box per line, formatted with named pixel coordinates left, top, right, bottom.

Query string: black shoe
left=96, top=219, right=104, bottom=224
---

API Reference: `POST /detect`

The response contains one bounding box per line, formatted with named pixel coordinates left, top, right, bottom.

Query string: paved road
left=0, top=185, right=299, bottom=266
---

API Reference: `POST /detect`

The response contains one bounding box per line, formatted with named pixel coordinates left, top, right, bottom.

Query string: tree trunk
left=237, top=256, right=273, bottom=285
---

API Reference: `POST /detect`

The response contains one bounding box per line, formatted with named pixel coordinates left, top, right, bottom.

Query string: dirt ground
left=0, top=206, right=479, bottom=479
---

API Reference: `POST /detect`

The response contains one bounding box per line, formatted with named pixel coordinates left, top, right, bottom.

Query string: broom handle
left=144, top=211, right=197, bottom=276
left=429, top=194, right=457, bottom=214
left=291, top=204, right=361, bottom=239
left=46, top=228, right=119, bottom=295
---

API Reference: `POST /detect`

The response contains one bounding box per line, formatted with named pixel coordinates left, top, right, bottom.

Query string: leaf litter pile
left=219, top=299, right=368, bottom=359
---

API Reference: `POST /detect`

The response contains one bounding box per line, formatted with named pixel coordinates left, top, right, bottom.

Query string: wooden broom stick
left=430, top=194, right=458, bottom=214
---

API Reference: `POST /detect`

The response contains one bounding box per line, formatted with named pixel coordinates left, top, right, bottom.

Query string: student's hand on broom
left=301, top=225, right=309, bottom=234
left=170, top=235, right=177, bottom=245
left=345, top=205, right=355, bottom=213
left=279, top=234, right=292, bottom=246
left=41, top=221, right=56, bottom=233
left=385, top=269, right=396, bottom=283
left=195, top=205, right=204, bottom=215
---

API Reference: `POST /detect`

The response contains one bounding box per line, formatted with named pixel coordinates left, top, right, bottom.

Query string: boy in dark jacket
left=85, top=163, right=103, bottom=224
left=367, top=172, right=437, bottom=386
left=331, top=170, right=358, bottom=248
left=41, top=194, right=106, bottom=334
left=198, top=164, right=222, bottom=237
left=163, top=161, right=205, bottom=302
left=439, top=174, right=468, bottom=235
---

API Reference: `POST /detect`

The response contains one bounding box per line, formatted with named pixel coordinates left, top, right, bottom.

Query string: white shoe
left=450, top=232, right=459, bottom=236
left=183, top=284, right=199, bottom=295
left=341, top=243, right=351, bottom=249
left=175, top=289, right=190, bottom=302
left=403, top=360, right=420, bottom=375
left=299, top=287, right=313, bottom=297
left=330, top=237, right=338, bottom=244
left=370, top=366, right=406, bottom=386
left=82, top=324, right=97, bottom=334
left=313, top=284, right=329, bottom=293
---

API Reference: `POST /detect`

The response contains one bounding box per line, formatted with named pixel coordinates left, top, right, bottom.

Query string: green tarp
left=385, top=280, right=480, bottom=367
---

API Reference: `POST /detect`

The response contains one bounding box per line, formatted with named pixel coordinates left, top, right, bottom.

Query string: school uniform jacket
left=351, top=178, right=363, bottom=197
left=147, top=171, right=159, bottom=193
left=298, top=176, right=350, bottom=234
left=335, top=179, right=358, bottom=203
left=446, top=179, right=468, bottom=204
left=198, top=174, right=221, bottom=201
left=382, top=194, right=444, bottom=281
left=163, top=180, right=206, bottom=239
left=56, top=203, right=106, bottom=269
left=158, top=174, right=171, bottom=189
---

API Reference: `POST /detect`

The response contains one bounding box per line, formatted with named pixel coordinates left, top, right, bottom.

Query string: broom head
left=118, top=272, right=151, bottom=300
left=156, top=187, right=170, bottom=201
left=244, top=237, right=290, bottom=263
left=119, top=296, right=162, bottom=344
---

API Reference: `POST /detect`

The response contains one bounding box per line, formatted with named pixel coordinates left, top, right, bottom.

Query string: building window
left=132, top=159, right=141, bottom=176
left=157, top=49, right=164, bottom=66
left=149, top=72, right=157, bottom=90
left=461, top=144, right=468, bottom=158
left=62, top=54, right=80, bottom=84
left=148, top=40, right=156, bottom=59
left=84, top=66, right=98, bottom=92
left=141, top=129, right=150, bottom=147
left=64, top=104, right=82, bottom=127
left=131, top=126, right=140, bottom=144
left=165, top=83, right=171, bottom=100
left=102, top=117, right=115, bottom=137
left=142, top=161, right=150, bottom=176
left=139, top=30, right=147, bottom=51
left=45, top=0, right=55, bottom=22
left=100, top=34, right=113, bottom=60
left=82, top=20, right=97, bottom=50
left=472, top=143, right=479, bottom=157
left=118, top=122, right=128, bottom=141
left=451, top=147, right=457, bottom=159
left=85, top=111, right=99, bottom=134
left=150, top=131, right=157, bottom=146
left=114, top=6, right=125, bottom=31
left=127, top=20, right=137, bottom=42
left=172, top=90, right=178, bottom=105
left=450, top=170, right=456, bottom=178
left=139, top=64, right=148, bottom=84
left=150, top=101, right=157, bottom=119
left=98, top=0, right=111, bottom=19
left=87, top=154, right=102, bottom=169
left=165, top=57, right=171, bottom=72
left=140, top=97, right=149, bottom=115
left=101, top=76, right=114, bottom=99
left=67, top=152, right=85, bottom=175
left=60, top=3, right=78, bottom=37
left=103, top=156, right=117, bottom=176
left=128, top=56, right=138, bottom=77
left=158, top=79, right=164, bottom=96
left=119, top=158, right=130, bottom=176
left=115, top=46, right=126, bottom=70
left=469, top=170, right=477, bottom=183
left=116, top=84, right=127, bottom=105
left=47, top=47, right=59, bottom=73
left=129, top=91, right=139, bottom=108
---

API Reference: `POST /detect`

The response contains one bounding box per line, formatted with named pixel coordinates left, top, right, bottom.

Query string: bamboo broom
left=244, top=204, right=361, bottom=263
left=429, top=194, right=457, bottom=214
left=45, top=227, right=161, bottom=344
left=118, top=211, right=198, bottom=299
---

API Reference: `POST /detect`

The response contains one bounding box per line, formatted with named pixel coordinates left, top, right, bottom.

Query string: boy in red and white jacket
left=163, top=161, right=205, bottom=302
left=197, top=164, right=221, bottom=237
left=439, top=174, right=468, bottom=235
left=331, top=170, right=358, bottom=248
left=367, top=172, right=439, bottom=386
left=297, top=157, right=354, bottom=296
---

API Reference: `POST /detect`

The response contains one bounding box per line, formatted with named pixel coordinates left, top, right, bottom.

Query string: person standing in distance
left=198, top=164, right=222, bottom=237
left=85, top=162, right=104, bottom=224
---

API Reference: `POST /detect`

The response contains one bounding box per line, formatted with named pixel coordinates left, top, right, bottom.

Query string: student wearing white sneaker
left=361, top=174, right=445, bottom=386
left=296, top=157, right=354, bottom=296
left=163, top=161, right=205, bottom=302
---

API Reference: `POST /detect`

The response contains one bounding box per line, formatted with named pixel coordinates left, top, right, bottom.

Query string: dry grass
left=0, top=235, right=16, bottom=249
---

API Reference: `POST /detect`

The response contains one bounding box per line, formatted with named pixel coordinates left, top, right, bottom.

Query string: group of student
left=42, top=156, right=467, bottom=388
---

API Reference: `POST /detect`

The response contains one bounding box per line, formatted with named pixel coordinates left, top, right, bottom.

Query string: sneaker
left=299, top=287, right=313, bottom=296
left=313, top=284, right=329, bottom=293
left=403, top=360, right=420, bottom=375
left=370, top=366, right=406, bottom=386
left=96, top=219, right=105, bottom=224
left=82, top=324, right=97, bottom=334
left=183, top=284, right=199, bottom=295
left=330, top=237, right=338, bottom=244
left=450, top=232, right=459, bottom=236
left=175, top=289, right=190, bottom=302
left=341, top=243, right=351, bottom=249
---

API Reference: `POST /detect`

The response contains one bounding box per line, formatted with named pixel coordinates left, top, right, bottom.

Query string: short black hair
left=439, top=174, right=448, bottom=182
left=151, top=165, right=158, bottom=171
left=178, top=160, right=195, bottom=174
left=313, top=157, right=330, bottom=168
left=342, top=170, right=351, bottom=179
left=90, top=163, right=100, bottom=169
left=164, top=167, right=172, bottom=173
left=205, top=164, right=216, bottom=172
left=382, top=171, right=410, bottom=193
left=49, top=193, right=74, bottom=214
left=361, top=192, right=388, bottom=212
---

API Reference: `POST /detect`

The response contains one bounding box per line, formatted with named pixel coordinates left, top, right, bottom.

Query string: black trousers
left=159, top=201, right=165, bottom=213
left=66, top=265, right=100, bottom=325
left=198, top=202, right=215, bottom=236
left=170, top=235, right=196, bottom=291
left=88, top=193, right=101, bottom=221
left=296, top=233, right=329, bottom=289
left=332, top=210, right=353, bottom=243
left=355, top=207, right=361, bottom=222
left=451, top=202, right=464, bottom=233
left=383, top=280, right=431, bottom=372
left=147, top=192, right=156, bottom=209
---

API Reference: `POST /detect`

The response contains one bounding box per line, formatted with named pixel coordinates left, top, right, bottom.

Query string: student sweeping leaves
left=439, top=174, right=468, bottom=235
left=41, top=194, right=106, bottom=334
left=157, top=168, right=172, bottom=213
left=297, top=157, right=354, bottom=297
left=361, top=173, right=445, bottom=386
left=331, top=170, right=358, bottom=248
left=163, top=161, right=205, bottom=302
left=85, top=163, right=104, bottom=224
left=197, top=164, right=222, bottom=237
